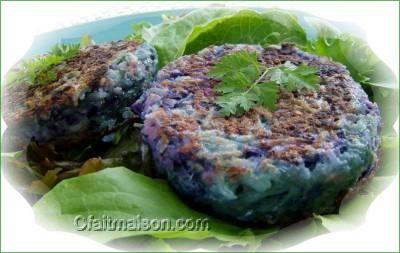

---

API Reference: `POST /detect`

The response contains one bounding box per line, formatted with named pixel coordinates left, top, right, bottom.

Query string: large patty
left=134, top=43, right=382, bottom=225
left=2, top=40, right=158, bottom=145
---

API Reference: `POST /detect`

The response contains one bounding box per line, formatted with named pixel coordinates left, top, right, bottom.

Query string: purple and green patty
left=3, top=40, right=158, bottom=146
left=134, top=43, right=381, bottom=225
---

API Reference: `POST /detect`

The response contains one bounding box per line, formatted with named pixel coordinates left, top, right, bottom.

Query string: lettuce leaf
left=140, top=8, right=237, bottom=67
left=305, top=18, right=399, bottom=135
left=184, top=9, right=307, bottom=55
left=305, top=17, right=397, bottom=85
left=33, top=167, right=276, bottom=249
left=138, top=8, right=308, bottom=67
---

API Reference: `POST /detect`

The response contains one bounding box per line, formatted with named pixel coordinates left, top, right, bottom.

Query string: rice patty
left=135, top=43, right=381, bottom=225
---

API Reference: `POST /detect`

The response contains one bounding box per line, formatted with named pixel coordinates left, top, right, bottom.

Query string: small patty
left=3, top=40, right=158, bottom=145
left=135, top=43, right=381, bottom=225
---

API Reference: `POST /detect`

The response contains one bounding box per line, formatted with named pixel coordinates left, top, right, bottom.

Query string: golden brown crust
left=155, top=43, right=363, bottom=162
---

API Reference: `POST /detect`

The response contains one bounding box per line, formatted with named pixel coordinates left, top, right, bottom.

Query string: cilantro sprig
left=5, top=35, right=94, bottom=87
left=208, top=51, right=320, bottom=117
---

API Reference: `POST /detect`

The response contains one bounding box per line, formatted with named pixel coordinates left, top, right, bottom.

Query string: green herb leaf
left=49, top=43, right=80, bottom=59
left=22, top=55, right=64, bottom=85
left=209, top=51, right=320, bottom=116
left=5, top=35, right=89, bottom=87
left=216, top=93, right=258, bottom=117
left=251, top=82, right=279, bottom=110
left=209, top=51, right=261, bottom=79
left=268, top=62, right=320, bottom=91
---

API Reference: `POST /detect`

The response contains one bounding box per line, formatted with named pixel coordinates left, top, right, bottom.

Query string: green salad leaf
left=305, top=17, right=393, bottom=85
left=125, top=22, right=152, bottom=41
left=210, top=51, right=320, bottom=116
left=138, top=8, right=237, bottom=66
left=305, top=17, right=399, bottom=135
left=136, top=8, right=307, bottom=67
left=184, top=9, right=307, bottom=55
left=33, top=167, right=276, bottom=247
